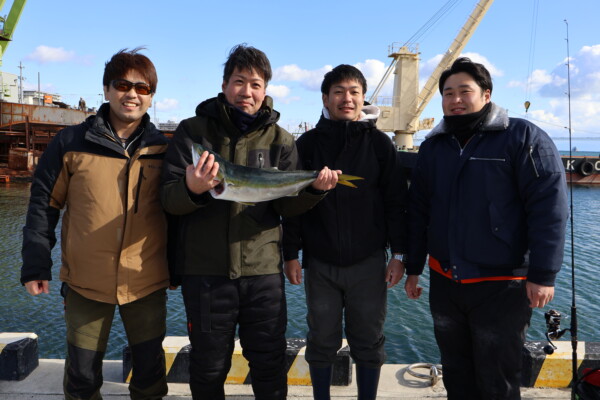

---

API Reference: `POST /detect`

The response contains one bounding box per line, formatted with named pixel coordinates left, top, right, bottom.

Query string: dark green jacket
left=161, top=95, right=324, bottom=280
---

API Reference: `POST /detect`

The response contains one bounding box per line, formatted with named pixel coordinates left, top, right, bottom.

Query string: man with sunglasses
left=161, top=44, right=339, bottom=400
left=21, top=48, right=170, bottom=400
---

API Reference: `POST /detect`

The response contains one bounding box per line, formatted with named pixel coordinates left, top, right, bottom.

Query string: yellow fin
left=337, top=174, right=363, bottom=188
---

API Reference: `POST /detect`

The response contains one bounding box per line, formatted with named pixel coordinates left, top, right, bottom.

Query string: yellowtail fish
left=192, top=142, right=363, bottom=204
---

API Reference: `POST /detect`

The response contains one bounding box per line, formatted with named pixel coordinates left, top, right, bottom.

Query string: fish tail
left=337, top=174, right=364, bottom=188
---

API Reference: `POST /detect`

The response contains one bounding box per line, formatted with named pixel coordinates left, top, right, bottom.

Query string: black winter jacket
left=407, top=103, right=569, bottom=286
left=282, top=113, right=408, bottom=267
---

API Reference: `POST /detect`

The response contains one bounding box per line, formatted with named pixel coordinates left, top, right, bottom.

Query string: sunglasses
left=110, top=79, right=153, bottom=95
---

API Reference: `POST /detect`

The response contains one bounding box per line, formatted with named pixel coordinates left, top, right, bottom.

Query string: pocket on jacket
left=463, top=203, right=515, bottom=265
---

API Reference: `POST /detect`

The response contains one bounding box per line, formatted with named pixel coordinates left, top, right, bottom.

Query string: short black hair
left=223, top=44, right=272, bottom=84
left=438, top=57, right=492, bottom=94
left=321, top=64, right=367, bottom=95
left=103, top=47, right=157, bottom=93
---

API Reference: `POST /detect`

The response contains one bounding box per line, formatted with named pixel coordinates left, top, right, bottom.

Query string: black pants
left=429, top=271, right=532, bottom=400
left=304, top=250, right=387, bottom=368
left=181, top=273, right=287, bottom=400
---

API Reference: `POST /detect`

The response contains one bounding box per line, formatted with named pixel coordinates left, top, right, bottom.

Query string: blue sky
left=3, top=0, right=599, bottom=150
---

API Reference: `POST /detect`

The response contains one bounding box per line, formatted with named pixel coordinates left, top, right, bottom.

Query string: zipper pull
left=529, top=146, right=540, bottom=178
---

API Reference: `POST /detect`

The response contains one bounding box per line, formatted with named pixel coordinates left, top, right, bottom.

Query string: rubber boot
left=309, top=365, right=332, bottom=400
left=356, top=365, right=381, bottom=400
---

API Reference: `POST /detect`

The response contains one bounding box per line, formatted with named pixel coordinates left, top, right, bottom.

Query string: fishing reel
left=543, top=309, right=570, bottom=354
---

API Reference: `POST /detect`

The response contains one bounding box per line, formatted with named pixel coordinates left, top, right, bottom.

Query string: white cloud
left=267, top=84, right=291, bottom=99
left=273, top=64, right=332, bottom=91
left=155, top=98, right=179, bottom=111
left=354, top=59, right=387, bottom=91
left=539, top=44, right=600, bottom=99
left=267, top=84, right=301, bottom=104
left=25, top=45, right=76, bottom=64
left=508, top=69, right=553, bottom=90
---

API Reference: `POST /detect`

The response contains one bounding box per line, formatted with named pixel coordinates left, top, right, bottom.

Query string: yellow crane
left=370, top=0, right=494, bottom=149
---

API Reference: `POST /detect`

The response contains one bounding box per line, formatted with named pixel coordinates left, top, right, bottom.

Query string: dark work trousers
left=62, top=285, right=167, bottom=400
left=304, top=250, right=387, bottom=368
left=181, top=273, right=287, bottom=400
left=429, top=271, right=532, bottom=400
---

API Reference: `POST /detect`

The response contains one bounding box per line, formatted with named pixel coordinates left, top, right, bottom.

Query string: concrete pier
left=0, top=359, right=572, bottom=399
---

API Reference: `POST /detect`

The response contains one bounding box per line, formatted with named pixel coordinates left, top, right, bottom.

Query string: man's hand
left=526, top=281, right=554, bottom=308
left=385, top=259, right=405, bottom=288
left=185, top=150, right=220, bottom=195
left=311, top=167, right=341, bottom=191
left=284, top=259, right=303, bottom=285
left=24, top=280, right=49, bottom=296
left=404, top=275, right=423, bottom=299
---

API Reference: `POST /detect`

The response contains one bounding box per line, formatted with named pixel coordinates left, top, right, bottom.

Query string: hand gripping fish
left=192, top=142, right=363, bottom=204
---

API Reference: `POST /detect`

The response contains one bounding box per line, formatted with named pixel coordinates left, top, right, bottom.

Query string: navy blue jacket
left=407, top=103, right=568, bottom=286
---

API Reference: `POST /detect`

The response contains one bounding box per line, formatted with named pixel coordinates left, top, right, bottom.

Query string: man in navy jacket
left=405, top=57, right=568, bottom=399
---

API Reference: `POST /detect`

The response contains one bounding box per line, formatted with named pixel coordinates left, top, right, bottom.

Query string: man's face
left=103, top=69, right=153, bottom=133
left=322, top=79, right=365, bottom=121
left=442, top=72, right=490, bottom=116
left=222, top=67, right=266, bottom=115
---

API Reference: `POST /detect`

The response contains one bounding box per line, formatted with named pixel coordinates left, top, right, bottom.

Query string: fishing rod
left=564, top=19, right=579, bottom=400
left=558, top=18, right=580, bottom=398
left=541, top=19, right=578, bottom=400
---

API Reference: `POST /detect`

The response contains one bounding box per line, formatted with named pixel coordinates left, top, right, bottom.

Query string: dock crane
left=370, top=0, right=494, bottom=149
left=0, top=0, right=26, bottom=66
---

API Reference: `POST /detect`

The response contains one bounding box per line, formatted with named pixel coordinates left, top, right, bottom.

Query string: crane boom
left=373, top=0, right=494, bottom=149
left=412, top=0, right=494, bottom=126
left=0, top=0, right=27, bottom=66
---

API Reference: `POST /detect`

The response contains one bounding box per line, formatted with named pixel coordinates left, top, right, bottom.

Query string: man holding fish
left=160, top=44, right=340, bottom=400
left=282, top=64, right=408, bottom=400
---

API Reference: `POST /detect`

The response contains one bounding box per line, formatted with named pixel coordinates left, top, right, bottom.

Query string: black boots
left=356, top=365, right=381, bottom=400
left=309, top=365, right=332, bottom=400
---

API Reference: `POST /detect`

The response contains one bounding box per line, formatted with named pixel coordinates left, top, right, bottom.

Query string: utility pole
left=37, top=71, right=41, bottom=105
left=18, top=60, right=24, bottom=103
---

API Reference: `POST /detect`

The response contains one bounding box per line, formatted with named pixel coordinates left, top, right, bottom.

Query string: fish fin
left=337, top=174, right=364, bottom=188
left=238, top=201, right=256, bottom=206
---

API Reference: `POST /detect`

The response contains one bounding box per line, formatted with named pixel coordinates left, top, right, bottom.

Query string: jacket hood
left=321, top=102, right=380, bottom=122
left=426, top=102, right=509, bottom=139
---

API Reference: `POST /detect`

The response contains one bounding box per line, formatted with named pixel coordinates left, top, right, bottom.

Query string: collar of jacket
left=426, top=102, right=509, bottom=139
left=195, top=93, right=280, bottom=133
left=316, top=113, right=378, bottom=132
left=84, top=103, right=163, bottom=150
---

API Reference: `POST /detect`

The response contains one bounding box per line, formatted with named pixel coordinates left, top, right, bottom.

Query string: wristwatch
left=393, top=253, right=407, bottom=262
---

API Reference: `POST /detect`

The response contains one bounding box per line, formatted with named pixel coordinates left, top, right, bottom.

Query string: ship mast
left=371, top=0, right=494, bottom=149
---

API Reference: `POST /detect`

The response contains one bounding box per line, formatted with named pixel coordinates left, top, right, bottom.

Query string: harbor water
left=1, top=180, right=599, bottom=364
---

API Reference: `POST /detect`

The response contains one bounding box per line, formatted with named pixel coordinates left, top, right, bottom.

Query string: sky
left=2, top=0, right=599, bottom=151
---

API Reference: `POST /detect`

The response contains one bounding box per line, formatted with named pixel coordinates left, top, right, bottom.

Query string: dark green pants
left=63, top=285, right=168, bottom=400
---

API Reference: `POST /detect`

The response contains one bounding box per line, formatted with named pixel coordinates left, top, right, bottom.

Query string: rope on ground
left=406, top=363, right=443, bottom=386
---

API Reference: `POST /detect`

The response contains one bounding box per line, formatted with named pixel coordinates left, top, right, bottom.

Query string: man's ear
left=322, top=93, right=328, bottom=108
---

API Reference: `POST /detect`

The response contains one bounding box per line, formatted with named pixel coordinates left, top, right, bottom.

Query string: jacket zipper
left=134, top=166, right=144, bottom=213
left=469, top=157, right=506, bottom=162
left=529, top=146, right=540, bottom=178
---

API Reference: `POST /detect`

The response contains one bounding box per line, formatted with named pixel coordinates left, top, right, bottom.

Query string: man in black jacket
left=283, top=64, right=408, bottom=400
left=406, top=57, right=568, bottom=399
